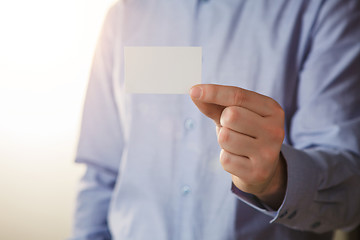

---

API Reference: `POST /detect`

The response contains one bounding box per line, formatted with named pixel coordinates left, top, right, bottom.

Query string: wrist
left=257, top=153, right=287, bottom=210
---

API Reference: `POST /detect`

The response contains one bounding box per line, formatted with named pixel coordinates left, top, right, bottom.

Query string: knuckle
left=268, top=99, right=279, bottom=109
left=275, top=103, right=285, bottom=118
left=274, top=127, right=285, bottom=141
left=277, top=105, right=285, bottom=117
left=220, top=150, right=231, bottom=167
left=233, top=88, right=245, bottom=106
left=263, top=124, right=285, bottom=142
left=268, top=99, right=283, bottom=113
left=221, top=107, right=239, bottom=126
left=218, top=127, right=230, bottom=145
left=204, top=85, right=216, bottom=101
left=268, top=126, right=285, bottom=141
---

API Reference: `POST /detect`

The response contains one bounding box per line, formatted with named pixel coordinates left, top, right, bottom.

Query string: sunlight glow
left=0, top=1, right=116, bottom=239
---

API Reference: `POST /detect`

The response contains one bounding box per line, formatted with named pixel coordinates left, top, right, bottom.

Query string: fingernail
left=190, top=86, right=202, bottom=99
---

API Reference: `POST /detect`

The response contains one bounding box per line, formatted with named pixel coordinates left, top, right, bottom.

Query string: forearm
left=70, top=165, right=117, bottom=240
left=234, top=144, right=360, bottom=233
left=274, top=145, right=360, bottom=232
left=255, top=153, right=287, bottom=210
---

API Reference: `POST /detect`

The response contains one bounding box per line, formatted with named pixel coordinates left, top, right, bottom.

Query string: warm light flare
left=0, top=1, right=116, bottom=239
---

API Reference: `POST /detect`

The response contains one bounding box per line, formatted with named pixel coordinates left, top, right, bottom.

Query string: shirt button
left=184, top=118, right=195, bottom=130
left=181, top=185, right=191, bottom=196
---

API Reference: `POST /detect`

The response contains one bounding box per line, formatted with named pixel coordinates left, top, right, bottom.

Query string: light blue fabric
left=70, top=1, right=360, bottom=239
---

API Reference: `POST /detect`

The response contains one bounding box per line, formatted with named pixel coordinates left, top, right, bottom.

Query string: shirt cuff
left=231, top=183, right=278, bottom=218
left=271, top=144, right=318, bottom=226
left=231, top=144, right=319, bottom=229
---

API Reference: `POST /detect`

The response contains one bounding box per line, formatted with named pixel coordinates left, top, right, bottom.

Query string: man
left=70, top=0, right=360, bottom=239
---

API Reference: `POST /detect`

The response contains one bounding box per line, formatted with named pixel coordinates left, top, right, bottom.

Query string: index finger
left=189, top=84, right=278, bottom=117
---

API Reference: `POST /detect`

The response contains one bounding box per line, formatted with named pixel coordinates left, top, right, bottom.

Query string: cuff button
left=279, top=210, right=288, bottom=218
left=311, top=221, right=321, bottom=229
left=287, top=210, right=297, bottom=219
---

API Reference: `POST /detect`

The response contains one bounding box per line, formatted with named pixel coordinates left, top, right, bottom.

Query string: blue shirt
left=71, top=1, right=360, bottom=239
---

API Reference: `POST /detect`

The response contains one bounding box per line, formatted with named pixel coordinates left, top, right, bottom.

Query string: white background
left=0, top=0, right=115, bottom=239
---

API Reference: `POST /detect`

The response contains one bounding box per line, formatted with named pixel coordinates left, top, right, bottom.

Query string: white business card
left=124, top=47, right=202, bottom=94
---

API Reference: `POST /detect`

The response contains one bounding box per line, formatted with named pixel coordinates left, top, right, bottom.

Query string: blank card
left=124, top=47, right=202, bottom=94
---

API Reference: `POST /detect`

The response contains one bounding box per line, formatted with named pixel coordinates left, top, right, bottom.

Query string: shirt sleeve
left=69, top=4, right=123, bottom=240
left=233, top=0, right=360, bottom=233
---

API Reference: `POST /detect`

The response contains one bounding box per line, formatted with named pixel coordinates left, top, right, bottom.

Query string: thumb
left=189, top=85, right=225, bottom=125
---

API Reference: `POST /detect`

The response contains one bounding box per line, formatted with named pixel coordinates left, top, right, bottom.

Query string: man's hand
left=190, top=84, right=287, bottom=209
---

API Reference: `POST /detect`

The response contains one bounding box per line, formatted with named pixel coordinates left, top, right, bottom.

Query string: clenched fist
left=190, top=84, right=287, bottom=209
